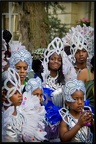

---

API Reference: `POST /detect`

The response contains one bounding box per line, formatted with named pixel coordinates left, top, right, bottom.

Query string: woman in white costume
left=41, top=37, right=77, bottom=107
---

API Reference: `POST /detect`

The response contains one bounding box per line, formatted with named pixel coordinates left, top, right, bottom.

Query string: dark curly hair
left=91, top=56, right=94, bottom=72
left=3, top=29, right=12, bottom=44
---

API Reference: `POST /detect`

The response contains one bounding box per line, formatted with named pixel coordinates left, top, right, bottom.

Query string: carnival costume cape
left=18, top=91, right=47, bottom=142
left=43, top=88, right=62, bottom=141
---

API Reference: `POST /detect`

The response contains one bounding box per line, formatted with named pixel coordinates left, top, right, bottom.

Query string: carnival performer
left=9, top=42, right=32, bottom=92
left=2, top=67, right=24, bottom=142
left=2, top=67, right=47, bottom=142
left=62, top=24, right=94, bottom=75
left=59, top=79, right=94, bottom=143
left=24, top=77, right=44, bottom=104
left=24, top=76, right=62, bottom=142
left=41, top=37, right=77, bottom=107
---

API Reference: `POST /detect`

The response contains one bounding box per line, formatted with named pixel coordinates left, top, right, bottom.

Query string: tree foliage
left=45, top=2, right=68, bottom=42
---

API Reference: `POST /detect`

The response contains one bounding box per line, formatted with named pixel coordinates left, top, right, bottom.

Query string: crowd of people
left=2, top=24, right=94, bottom=143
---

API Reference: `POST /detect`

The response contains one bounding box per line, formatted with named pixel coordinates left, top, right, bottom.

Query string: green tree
left=45, top=2, right=68, bottom=42
left=16, top=2, right=68, bottom=52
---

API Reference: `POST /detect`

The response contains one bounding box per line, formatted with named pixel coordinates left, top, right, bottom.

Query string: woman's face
left=48, top=53, right=62, bottom=71
left=15, top=61, right=28, bottom=85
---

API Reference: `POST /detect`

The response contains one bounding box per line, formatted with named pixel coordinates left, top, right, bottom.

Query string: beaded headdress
left=2, top=68, right=21, bottom=106
left=62, top=24, right=94, bottom=63
left=42, top=37, right=77, bottom=84
left=63, top=79, right=86, bottom=102
left=9, top=42, right=32, bottom=72
left=25, top=77, right=43, bottom=93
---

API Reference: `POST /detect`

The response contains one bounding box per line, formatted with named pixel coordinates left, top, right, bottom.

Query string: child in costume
left=24, top=77, right=44, bottom=104
left=59, top=79, right=94, bottom=143
left=24, top=77, right=62, bottom=142
left=2, top=68, right=47, bottom=142
left=2, top=67, right=24, bottom=142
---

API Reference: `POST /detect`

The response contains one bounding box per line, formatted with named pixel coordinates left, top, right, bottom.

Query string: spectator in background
left=32, top=59, right=43, bottom=81
left=3, top=29, right=12, bottom=59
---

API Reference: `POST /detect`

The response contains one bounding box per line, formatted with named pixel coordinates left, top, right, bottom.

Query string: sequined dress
left=2, top=106, right=24, bottom=142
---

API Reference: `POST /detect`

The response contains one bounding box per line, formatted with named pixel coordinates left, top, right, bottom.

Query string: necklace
left=46, top=74, right=61, bottom=90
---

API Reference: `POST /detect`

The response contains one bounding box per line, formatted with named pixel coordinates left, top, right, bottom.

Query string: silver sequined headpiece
left=9, top=42, right=32, bottom=72
left=25, top=77, right=43, bottom=93
left=63, top=79, right=86, bottom=102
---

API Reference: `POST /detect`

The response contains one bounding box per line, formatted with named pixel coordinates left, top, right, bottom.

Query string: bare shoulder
left=80, top=68, right=89, bottom=74
left=77, top=68, right=88, bottom=82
